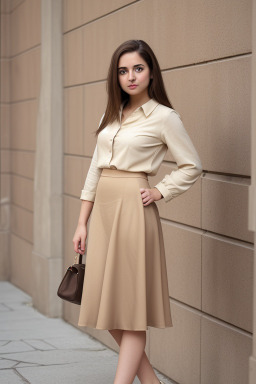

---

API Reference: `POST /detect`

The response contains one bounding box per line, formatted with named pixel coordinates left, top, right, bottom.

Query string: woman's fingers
left=73, top=238, right=80, bottom=253
left=73, top=236, right=85, bottom=254
left=140, top=188, right=162, bottom=206
left=80, top=238, right=85, bottom=253
left=140, top=188, right=153, bottom=206
left=73, top=224, right=87, bottom=254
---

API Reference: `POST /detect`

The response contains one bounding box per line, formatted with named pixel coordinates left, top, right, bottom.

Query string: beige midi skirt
left=78, top=168, right=173, bottom=331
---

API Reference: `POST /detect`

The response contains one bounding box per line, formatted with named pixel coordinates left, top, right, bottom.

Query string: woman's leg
left=113, top=329, right=146, bottom=384
left=109, top=329, right=160, bottom=384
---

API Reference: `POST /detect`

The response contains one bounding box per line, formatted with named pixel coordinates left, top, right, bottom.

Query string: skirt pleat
left=78, top=168, right=173, bottom=331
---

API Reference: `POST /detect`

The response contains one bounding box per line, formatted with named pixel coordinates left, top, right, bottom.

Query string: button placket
left=108, top=123, right=121, bottom=164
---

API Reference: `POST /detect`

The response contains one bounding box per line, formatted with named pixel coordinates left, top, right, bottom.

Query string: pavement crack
left=21, top=339, right=40, bottom=351
left=0, top=340, right=10, bottom=347
left=74, top=347, right=107, bottom=352
left=37, top=339, right=60, bottom=349
left=0, top=356, right=43, bottom=367
left=0, top=303, right=14, bottom=311
left=13, top=368, right=31, bottom=383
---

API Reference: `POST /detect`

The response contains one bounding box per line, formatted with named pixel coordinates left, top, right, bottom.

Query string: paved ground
left=0, top=281, right=174, bottom=384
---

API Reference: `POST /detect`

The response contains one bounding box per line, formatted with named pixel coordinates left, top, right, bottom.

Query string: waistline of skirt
left=100, top=168, right=148, bottom=180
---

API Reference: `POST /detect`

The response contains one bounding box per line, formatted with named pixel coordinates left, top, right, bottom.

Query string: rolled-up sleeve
left=154, top=110, right=203, bottom=203
left=80, top=144, right=102, bottom=202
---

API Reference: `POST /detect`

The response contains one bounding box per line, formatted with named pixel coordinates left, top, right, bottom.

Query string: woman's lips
left=128, top=85, right=137, bottom=89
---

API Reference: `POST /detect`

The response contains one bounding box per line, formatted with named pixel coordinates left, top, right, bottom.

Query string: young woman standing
left=73, top=40, right=202, bottom=384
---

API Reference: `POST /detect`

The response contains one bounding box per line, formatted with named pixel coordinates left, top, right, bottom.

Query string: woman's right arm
left=73, top=143, right=101, bottom=255
left=73, top=141, right=102, bottom=255
left=73, top=114, right=105, bottom=255
left=73, top=200, right=94, bottom=255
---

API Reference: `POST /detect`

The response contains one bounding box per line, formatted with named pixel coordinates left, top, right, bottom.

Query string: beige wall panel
left=201, top=315, right=252, bottom=384
left=151, top=0, right=251, bottom=70
left=11, top=175, right=33, bottom=211
left=10, top=233, right=33, bottom=296
left=163, top=56, right=251, bottom=176
left=64, top=86, right=84, bottom=155
left=1, top=149, right=10, bottom=173
left=149, top=164, right=201, bottom=228
left=162, top=221, right=202, bottom=310
left=64, top=82, right=106, bottom=156
left=63, top=0, right=84, bottom=32
left=10, top=100, right=37, bottom=150
left=202, top=233, right=253, bottom=332
left=64, top=155, right=88, bottom=198
left=11, top=150, right=34, bottom=179
left=64, top=28, right=84, bottom=86
left=0, top=104, right=10, bottom=149
left=63, top=0, right=251, bottom=85
left=0, top=232, right=10, bottom=280
left=11, top=204, right=33, bottom=243
left=84, top=81, right=107, bottom=156
left=1, top=0, right=25, bottom=13
left=0, top=60, right=10, bottom=102
left=63, top=0, right=135, bottom=32
left=11, top=47, right=40, bottom=101
left=9, top=0, right=24, bottom=12
left=150, top=300, right=200, bottom=384
left=1, top=14, right=10, bottom=58
left=202, top=173, right=253, bottom=243
left=1, top=0, right=12, bottom=13
left=0, top=200, right=10, bottom=230
left=1, top=174, right=10, bottom=201
left=10, top=0, right=41, bottom=56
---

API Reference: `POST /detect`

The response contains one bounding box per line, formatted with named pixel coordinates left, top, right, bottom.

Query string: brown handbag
left=57, top=253, right=85, bottom=305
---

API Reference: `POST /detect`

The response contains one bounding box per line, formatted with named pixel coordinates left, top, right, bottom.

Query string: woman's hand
left=140, top=187, right=163, bottom=206
left=73, top=223, right=87, bottom=255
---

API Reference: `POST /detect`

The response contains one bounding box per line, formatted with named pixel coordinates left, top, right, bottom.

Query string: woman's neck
left=126, top=94, right=151, bottom=110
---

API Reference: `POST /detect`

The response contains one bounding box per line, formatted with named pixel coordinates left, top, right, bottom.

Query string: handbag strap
left=74, top=252, right=83, bottom=265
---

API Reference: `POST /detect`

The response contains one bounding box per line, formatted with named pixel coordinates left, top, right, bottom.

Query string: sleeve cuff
left=80, top=190, right=96, bottom=202
left=154, top=182, right=173, bottom=203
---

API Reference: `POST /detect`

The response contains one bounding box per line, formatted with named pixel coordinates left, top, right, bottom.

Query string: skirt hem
left=77, top=322, right=173, bottom=331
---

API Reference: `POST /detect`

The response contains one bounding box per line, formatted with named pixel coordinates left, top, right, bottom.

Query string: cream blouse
left=80, top=98, right=202, bottom=203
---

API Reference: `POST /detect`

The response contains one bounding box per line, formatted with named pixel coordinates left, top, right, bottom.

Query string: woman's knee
left=108, top=329, right=124, bottom=345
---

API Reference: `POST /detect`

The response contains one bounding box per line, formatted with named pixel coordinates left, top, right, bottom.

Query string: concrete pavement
left=0, top=282, right=174, bottom=384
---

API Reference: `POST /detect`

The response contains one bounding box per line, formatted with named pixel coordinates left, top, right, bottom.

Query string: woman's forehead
left=118, top=51, right=147, bottom=67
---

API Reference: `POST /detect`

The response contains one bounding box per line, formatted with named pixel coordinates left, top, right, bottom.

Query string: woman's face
left=118, top=51, right=151, bottom=99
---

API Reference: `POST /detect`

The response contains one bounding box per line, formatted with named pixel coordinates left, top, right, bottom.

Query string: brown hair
left=95, top=39, right=174, bottom=135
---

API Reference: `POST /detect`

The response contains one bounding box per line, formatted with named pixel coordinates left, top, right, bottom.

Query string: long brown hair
left=95, top=39, right=174, bottom=135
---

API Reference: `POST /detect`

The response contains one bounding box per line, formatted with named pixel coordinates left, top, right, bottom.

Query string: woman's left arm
left=153, top=110, right=203, bottom=203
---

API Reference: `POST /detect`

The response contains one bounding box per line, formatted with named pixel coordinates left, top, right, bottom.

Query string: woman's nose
left=128, top=70, right=135, bottom=81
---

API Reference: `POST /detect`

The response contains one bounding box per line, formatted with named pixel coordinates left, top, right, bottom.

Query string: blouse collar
left=119, top=98, right=159, bottom=120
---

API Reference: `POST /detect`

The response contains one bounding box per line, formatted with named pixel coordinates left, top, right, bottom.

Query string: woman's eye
left=118, top=70, right=126, bottom=75
left=135, top=67, right=143, bottom=72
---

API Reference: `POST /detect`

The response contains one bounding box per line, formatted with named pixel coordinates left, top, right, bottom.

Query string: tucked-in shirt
left=80, top=98, right=202, bottom=203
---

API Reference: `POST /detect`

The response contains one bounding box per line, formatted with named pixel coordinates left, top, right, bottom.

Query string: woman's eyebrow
left=118, top=64, right=145, bottom=69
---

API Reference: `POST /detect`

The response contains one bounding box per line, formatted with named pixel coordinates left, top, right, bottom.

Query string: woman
left=73, top=40, right=202, bottom=384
